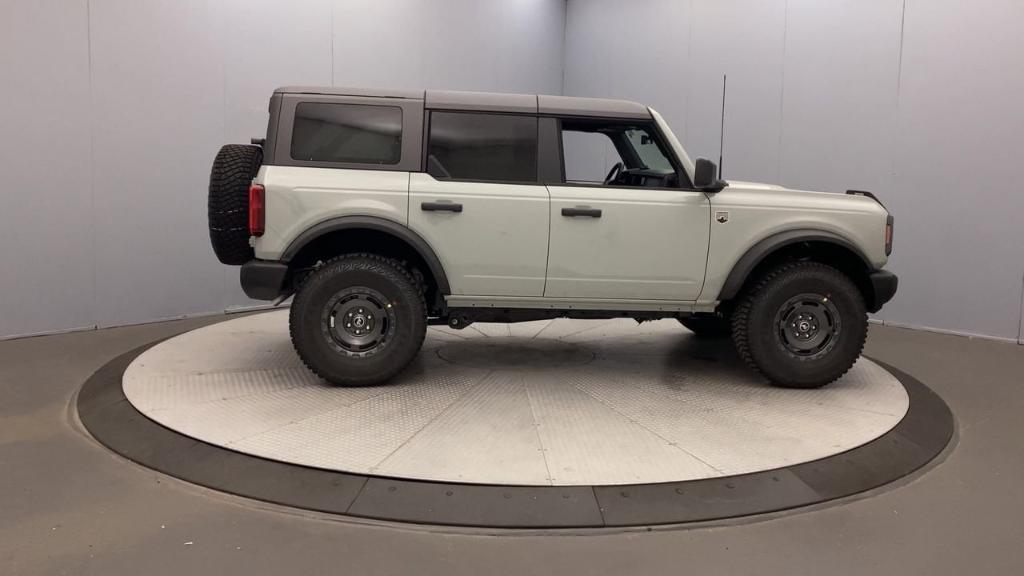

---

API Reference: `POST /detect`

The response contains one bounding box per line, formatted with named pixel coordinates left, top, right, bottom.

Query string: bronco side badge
left=715, top=211, right=729, bottom=223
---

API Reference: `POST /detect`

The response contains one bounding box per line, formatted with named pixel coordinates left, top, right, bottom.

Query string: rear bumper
left=240, top=260, right=289, bottom=301
left=867, top=270, right=898, bottom=313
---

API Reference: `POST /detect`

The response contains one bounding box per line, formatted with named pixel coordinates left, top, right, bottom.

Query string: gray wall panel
left=89, top=0, right=228, bottom=328
left=333, top=0, right=565, bottom=94
left=563, top=0, right=691, bottom=135
left=884, top=0, right=1024, bottom=339
left=685, top=0, right=787, bottom=181
left=0, top=0, right=95, bottom=337
left=332, top=0, right=428, bottom=91
left=778, top=0, right=903, bottom=194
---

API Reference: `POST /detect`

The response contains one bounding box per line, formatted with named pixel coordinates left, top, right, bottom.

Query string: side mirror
left=693, top=158, right=727, bottom=192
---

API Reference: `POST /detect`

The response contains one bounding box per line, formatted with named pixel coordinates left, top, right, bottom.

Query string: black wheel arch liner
left=717, top=229, right=875, bottom=302
left=281, top=215, right=452, bottom=295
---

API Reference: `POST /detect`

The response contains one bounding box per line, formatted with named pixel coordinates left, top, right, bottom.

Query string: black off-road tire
left=289, top=254, right=427, bottom=387
left=678, top=316, right=732, bottom=338
left=208, top=144, right=262, bottom=265
left=731, top=261, right=867, bottom=389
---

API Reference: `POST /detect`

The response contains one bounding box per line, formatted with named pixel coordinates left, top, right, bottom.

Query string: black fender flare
left=282, top=215, right=451, bottom=295
left=717, top=229, right=873, bottom=301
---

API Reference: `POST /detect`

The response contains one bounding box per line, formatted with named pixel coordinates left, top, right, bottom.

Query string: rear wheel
left=731, top=261, right=867, bottom=388
left=289, top=254, right=426, bottom=386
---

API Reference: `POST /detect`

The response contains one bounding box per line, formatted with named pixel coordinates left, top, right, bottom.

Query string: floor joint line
left=572, top=382, right=725, bottom=474
left=368, top=370, right=494, bottom=472
left=529, top=319, right=557, bottom=339
left=524, top=381, right=556, bottom=486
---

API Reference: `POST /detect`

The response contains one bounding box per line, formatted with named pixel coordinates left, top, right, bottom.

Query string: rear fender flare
left=282, top=216, right=451, bottom=295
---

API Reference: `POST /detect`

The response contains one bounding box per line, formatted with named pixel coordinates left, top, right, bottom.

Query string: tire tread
left=730, top=261, right=867, bottom=388
left=208, top=144, right=262, bottom=265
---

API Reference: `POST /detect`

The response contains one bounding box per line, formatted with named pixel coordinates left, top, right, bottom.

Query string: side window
left=559, top=119, right=683, bottom=188
left=427, top=112, right=537, bottom=183
left=562, top=130, right=621, bottom=184
left=291, top=103, right=402, bottom=165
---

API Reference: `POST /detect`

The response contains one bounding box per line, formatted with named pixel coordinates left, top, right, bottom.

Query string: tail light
left=884, top=215, right=894, bottom=256
left=249, top=183, right=265, bottom=237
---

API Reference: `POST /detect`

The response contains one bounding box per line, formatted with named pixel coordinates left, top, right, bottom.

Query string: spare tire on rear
left=208, top=144, right=262, bottom=265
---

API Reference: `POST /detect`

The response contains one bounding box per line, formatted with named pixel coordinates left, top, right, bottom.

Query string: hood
left=725, top=179, right=788, bottom=191
left=720, top=179, right=887, bottom=213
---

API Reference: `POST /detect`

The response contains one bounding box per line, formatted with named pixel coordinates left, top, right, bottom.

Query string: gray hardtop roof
left=274, top=86, right=651, bottom=119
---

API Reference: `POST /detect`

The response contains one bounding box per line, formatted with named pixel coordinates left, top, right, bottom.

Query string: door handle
left=421, top=201, right=463, bottom=213
left=561, top=206, right=602, bottom=218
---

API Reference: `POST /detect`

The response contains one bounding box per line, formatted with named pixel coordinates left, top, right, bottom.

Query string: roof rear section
left=271, top=86, right=650, bottom=119
left=274, top=86, right=425, bottom=100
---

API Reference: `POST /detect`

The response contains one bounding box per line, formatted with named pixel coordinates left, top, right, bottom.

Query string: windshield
left=649, top=107, right=694, bottom=179
left=624, top=128, right=674, bottom=171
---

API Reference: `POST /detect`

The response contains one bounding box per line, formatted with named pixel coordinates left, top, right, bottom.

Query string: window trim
left=423, top=109, right=543, bottom=185
left=546, top=115, right=696, bottom=191
left=274, top=94, right=423, bottom=172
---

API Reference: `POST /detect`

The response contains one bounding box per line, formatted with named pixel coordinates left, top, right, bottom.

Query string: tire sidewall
left=745, top=266, right=866, bottom=387
left=291, top=257, right=426, bottom=385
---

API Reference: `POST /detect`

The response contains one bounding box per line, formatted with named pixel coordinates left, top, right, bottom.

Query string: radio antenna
left=718, top=74, right=727, bottom=179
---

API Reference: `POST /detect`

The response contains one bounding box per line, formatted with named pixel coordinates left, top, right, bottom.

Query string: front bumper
left=867, top=270, right=898, bottom=313
left=240, top=260, right=289, bottom=301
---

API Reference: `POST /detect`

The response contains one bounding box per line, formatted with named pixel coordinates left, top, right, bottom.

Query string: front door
left=544, top=118, right=710, bottom=301
left=408, top=111, right=549, bottom=297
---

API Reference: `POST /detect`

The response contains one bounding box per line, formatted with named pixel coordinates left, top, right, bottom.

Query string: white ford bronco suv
left=208, top=86, right=896, bottom=389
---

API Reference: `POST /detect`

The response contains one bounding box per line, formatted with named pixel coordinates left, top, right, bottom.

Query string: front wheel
left=289, top=254, right=426, bottom=386
left=731, top=262, right=867, bottom=388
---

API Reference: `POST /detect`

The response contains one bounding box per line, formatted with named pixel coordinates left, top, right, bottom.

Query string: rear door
left=408, top=111, right=549, bottom=296
left=544, top=117, right=710, bottom=301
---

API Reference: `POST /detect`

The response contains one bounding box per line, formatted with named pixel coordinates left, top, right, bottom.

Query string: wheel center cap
left=353, top=316, right=366, bottom=328
left=798, top=321, right=811, bottom=332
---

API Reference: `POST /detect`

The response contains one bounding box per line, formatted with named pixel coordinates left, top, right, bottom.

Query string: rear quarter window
left=290, top=102, right=402, bottom=165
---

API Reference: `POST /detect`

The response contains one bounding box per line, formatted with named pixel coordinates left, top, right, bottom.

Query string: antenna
left=718, top=74, right=727, bottom=179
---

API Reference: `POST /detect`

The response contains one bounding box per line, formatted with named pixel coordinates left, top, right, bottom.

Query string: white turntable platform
left=123, top=310, right=908, bottom=486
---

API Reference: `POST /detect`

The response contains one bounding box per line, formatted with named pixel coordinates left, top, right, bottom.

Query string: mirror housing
left=693, top=158, right=727, bottom=192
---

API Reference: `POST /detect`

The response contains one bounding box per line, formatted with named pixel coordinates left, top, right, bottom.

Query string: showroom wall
left=0, top=0, right=566, bottom=339
left=3, top=0, right=1022, bottom=344
left=564, top=0, right=1024, bottom=343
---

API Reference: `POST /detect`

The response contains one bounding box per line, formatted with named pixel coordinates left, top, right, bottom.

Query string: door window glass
left=559, top=120, right=683, bottom=188
left=427, top=112, right=538, bottom=182
left=562, top=130, right=621, bottom=184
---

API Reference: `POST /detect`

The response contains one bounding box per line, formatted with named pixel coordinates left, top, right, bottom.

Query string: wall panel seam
left=86, top=0, right=99, bottom=334
left=775, top=0, right=789, bottom=184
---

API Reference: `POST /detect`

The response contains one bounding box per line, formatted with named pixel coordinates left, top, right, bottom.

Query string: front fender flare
left=717, top=229, right=872, bottom=301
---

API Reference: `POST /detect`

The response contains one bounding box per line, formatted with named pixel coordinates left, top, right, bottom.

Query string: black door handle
left=561, top=206, right=602, bottom=218
left=421, top=201, right=463, bottom=213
